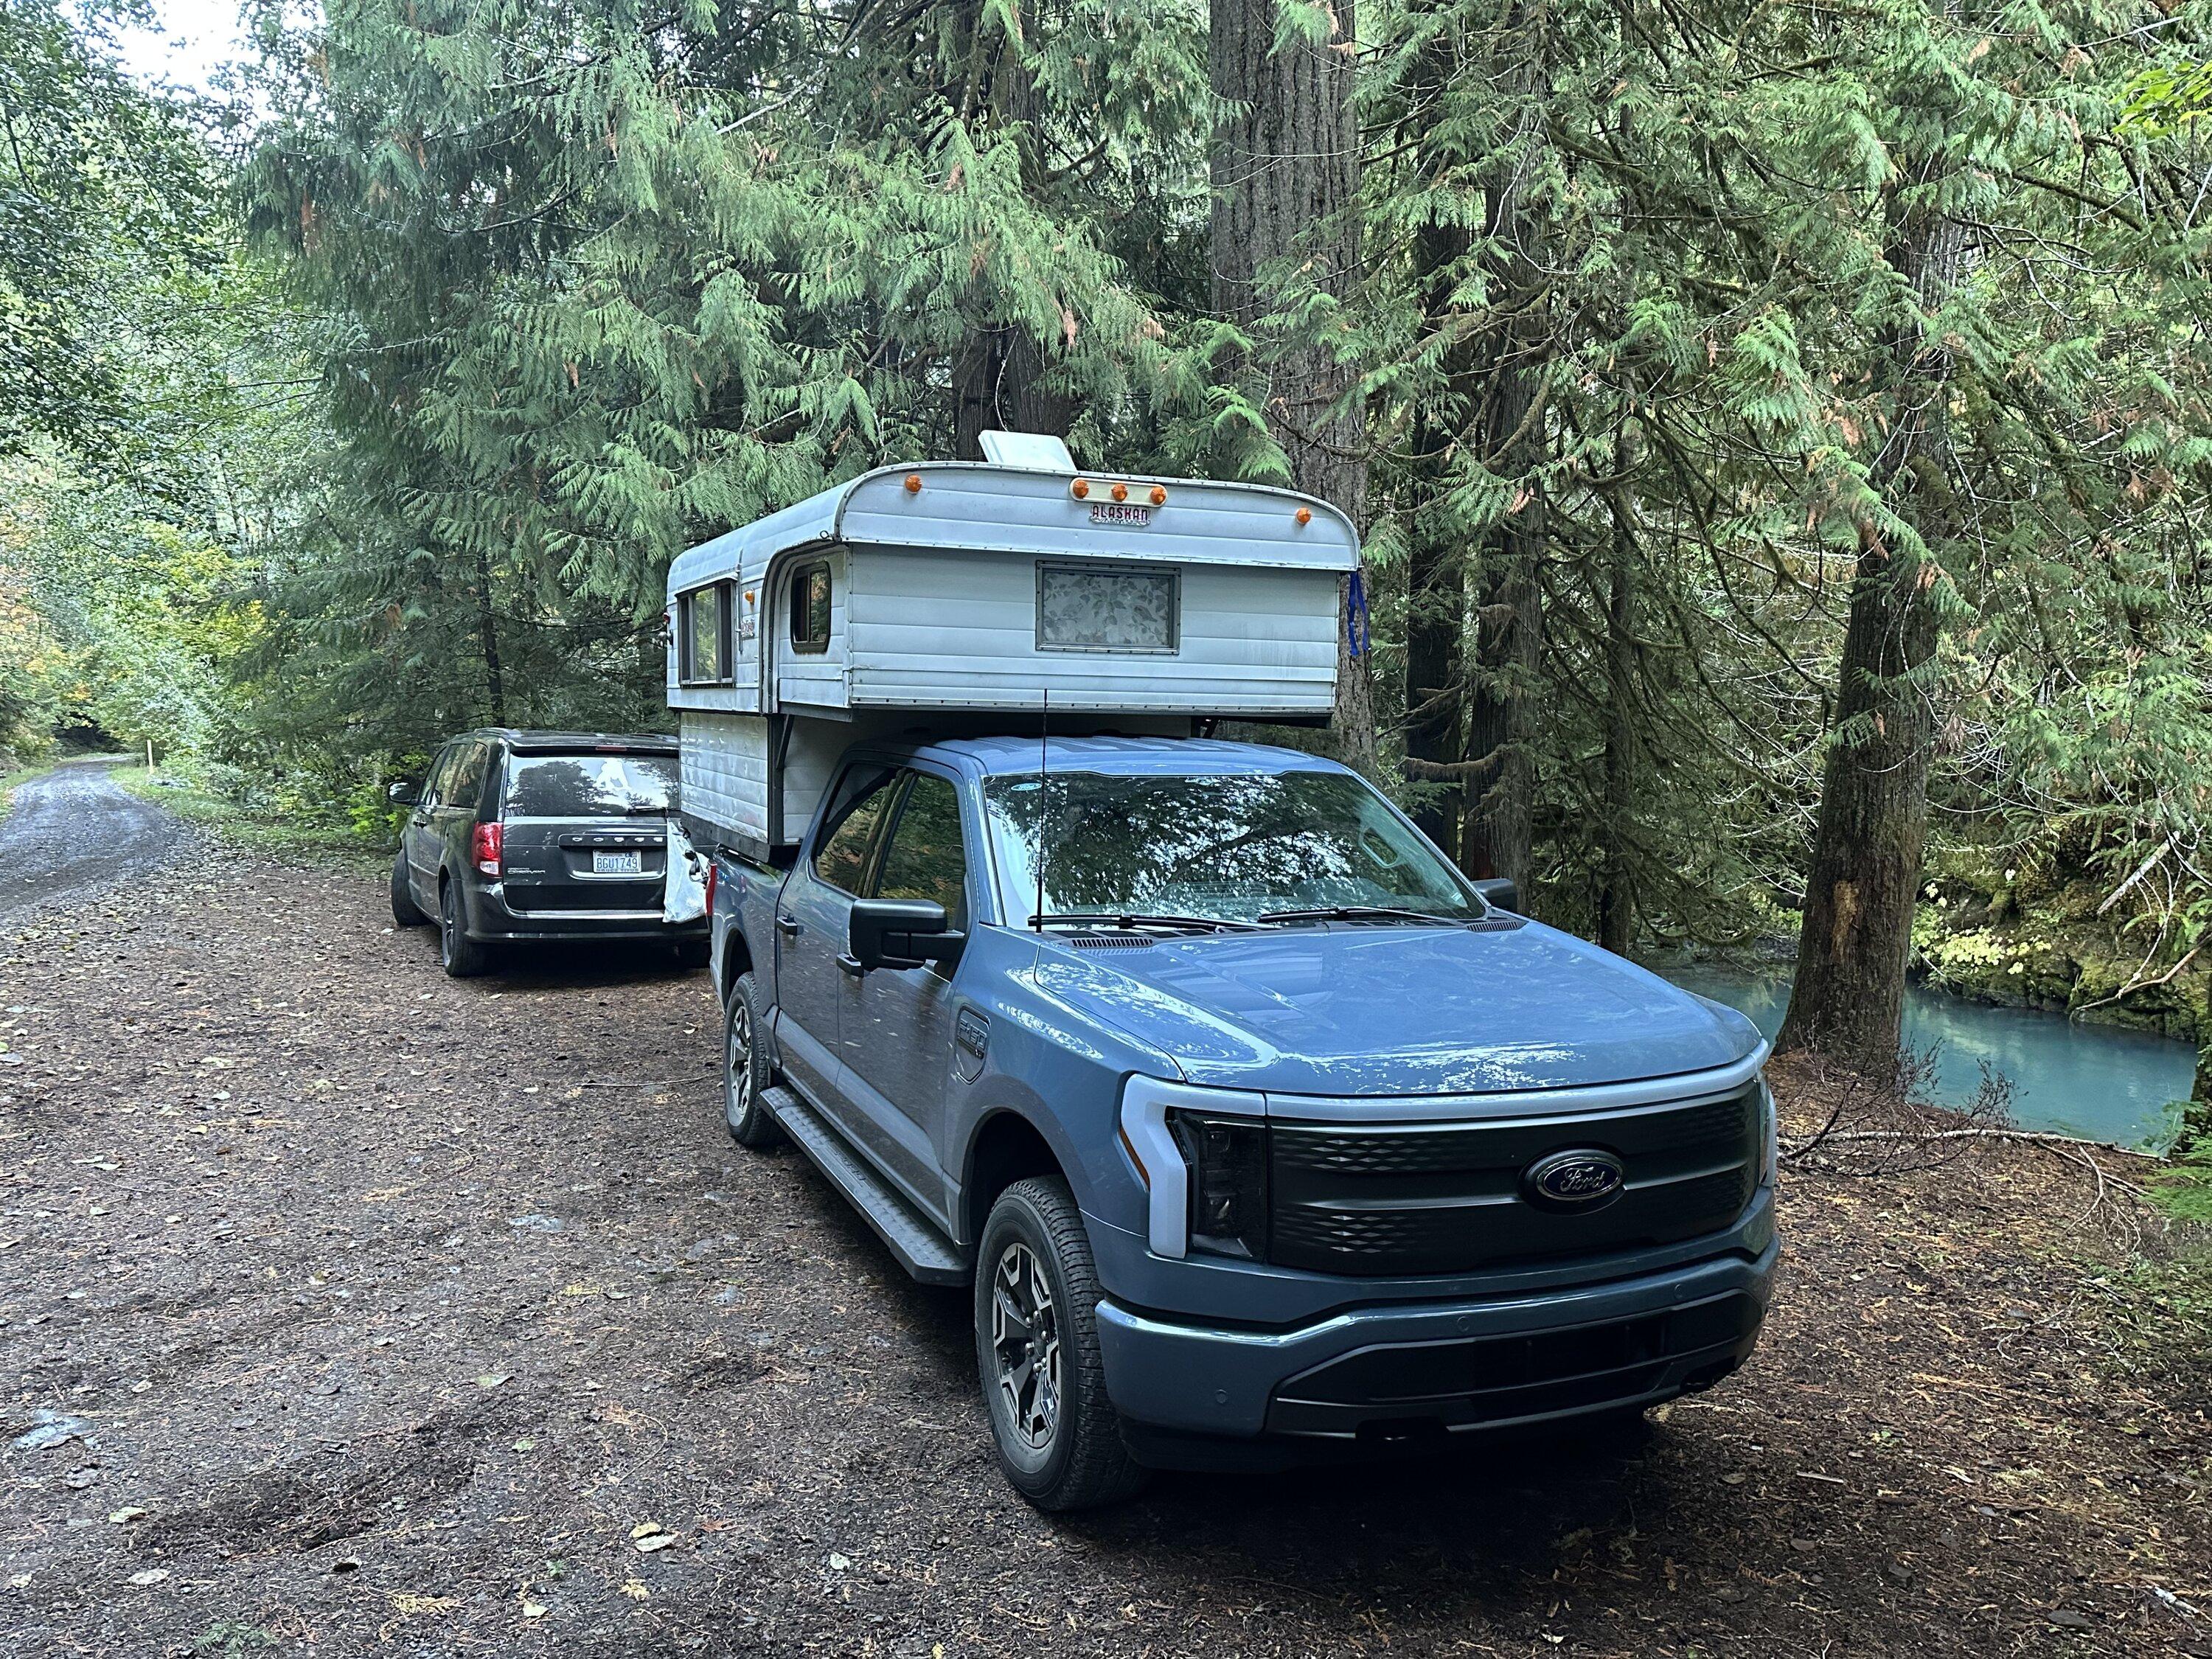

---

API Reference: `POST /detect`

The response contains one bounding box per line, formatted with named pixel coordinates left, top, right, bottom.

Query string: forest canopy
left=9, top=0, right=2212, bottom=1080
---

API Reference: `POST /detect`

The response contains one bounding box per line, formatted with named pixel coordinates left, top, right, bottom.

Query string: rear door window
left=449, top=742, right=491, bottom=813
left=874, top=773, right=969, bottom=930
left=504, top=754, right=678, bottom=818
left=811, top=766, right=898, bottom=894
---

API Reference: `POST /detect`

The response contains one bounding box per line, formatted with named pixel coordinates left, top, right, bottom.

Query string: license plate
left=592, top=849, right=643, bottom=876
left=1089, top=501, right=1152, bottom=527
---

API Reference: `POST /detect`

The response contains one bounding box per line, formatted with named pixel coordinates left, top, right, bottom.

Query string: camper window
left=678, top=583, right=731, bottom=684
left=1037, top=560, right=1179, bottom=653
left=790, top=562, right=832, bottom=654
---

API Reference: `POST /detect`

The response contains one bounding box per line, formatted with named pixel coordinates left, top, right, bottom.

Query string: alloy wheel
left=990, top=1242, right=1062, bottom=1452
left=725, top=996, right=754, bottom=1119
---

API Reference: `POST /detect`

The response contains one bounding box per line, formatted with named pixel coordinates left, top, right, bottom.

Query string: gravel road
left=0, top=845, right=2202, bottom=1657
left=0, top=762, right=192, bottom=921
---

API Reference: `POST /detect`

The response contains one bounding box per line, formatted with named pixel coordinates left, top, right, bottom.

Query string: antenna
left=1033, top=688, right=1048, bottom=931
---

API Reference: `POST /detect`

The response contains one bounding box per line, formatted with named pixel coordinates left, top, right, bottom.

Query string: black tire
left=675, top=938, right=712, bottom=971
left=722, top=971, right=779, bottom=1147
left=390, top=855, right=427, bottom=927
left=974, top=1176, right=1147, bottom=1512
left=438, top=877, right=493, bottom=978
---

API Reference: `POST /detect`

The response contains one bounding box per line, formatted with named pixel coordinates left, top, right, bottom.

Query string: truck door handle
left=837, top=953, right=866, bottom=978
left=775, top=914, right=801, bottom=937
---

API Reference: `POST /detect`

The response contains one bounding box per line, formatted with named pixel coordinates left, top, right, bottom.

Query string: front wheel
left=723, top=971, right=779, bottom=1147
left=974, top=1177, right=1146, bottom=1512
left=391, top=855, right=427, bottom=927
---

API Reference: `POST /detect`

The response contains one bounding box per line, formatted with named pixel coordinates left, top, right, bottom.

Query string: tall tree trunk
left=1459, top=35, right=1547, bottom=885
left=1210, top=0, right=1374, bottom=774
left=1402, top=219, right=1470, bottom=855
left=1596, top=442, right=1638, bottom=955
left=1775, top=208, right=1965, bottom=1074
left=952, top=328, right=1074, bottom=459
left=947, top=1, right=1071, bottom=459
left=472, top=544, right=507, bottom=725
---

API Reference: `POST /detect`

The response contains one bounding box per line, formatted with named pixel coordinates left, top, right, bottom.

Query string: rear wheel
left=723, top=971, right=779, bottom=1147
left=390, top=855, right=426, bottom=927
left=438, top=878, right=493, bottom=978
left=675, top=938, right=712, bottom=971
left=975, top=1177, right=1147, bottom=1512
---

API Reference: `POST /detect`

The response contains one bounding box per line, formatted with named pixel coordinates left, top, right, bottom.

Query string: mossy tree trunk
left=1775, top=198, right=1964, bottom=1076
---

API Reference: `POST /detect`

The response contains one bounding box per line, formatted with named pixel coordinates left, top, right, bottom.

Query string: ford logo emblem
left=1523, top=1149, right=1626, bottom=1211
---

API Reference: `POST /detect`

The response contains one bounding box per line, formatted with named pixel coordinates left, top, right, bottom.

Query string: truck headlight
left=1171, top=1112, right=1269, bottom=1260
left=1118, top=1075, right=1267, bottom=1259
left=1757, top=1077, right=1778, bottom=1187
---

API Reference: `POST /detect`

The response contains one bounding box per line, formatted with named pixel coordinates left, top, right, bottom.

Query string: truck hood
left=1034, top=919, right=1761, bottom=1097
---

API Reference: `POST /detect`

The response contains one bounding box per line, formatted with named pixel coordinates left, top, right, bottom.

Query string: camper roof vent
left=979, top=431, right=1077, bottom=473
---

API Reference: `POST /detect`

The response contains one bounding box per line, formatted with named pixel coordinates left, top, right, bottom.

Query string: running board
left=761, top=1085, right=969, bottom=1285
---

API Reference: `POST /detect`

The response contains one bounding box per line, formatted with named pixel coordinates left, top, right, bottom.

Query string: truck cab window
left=874, top=773, right=968, bottom=931
left=811, top=766, right=897, bottom=894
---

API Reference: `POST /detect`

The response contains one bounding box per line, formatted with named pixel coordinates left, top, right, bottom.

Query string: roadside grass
left=112, top=759, right=383, bottom=865
left=0, top=759, right=57, bottom=817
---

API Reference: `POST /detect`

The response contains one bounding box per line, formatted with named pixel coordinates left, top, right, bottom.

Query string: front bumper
left=1094, top=1225, right=1776, bottom=1447
left=465, top=882, right=709, bottom=945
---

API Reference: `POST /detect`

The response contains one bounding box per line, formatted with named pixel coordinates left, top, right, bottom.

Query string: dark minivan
left=389, top=729, right=707, bottom=975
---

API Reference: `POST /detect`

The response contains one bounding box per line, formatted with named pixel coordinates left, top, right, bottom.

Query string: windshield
left=505, top=754, right=678, bottom=816
left=981, top=768, right=1484, bottom=925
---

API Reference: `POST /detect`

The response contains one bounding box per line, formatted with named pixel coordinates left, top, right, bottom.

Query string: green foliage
left=230, top=0, right=1214, bottom=770
left=0, top=0, right=218, bottom=455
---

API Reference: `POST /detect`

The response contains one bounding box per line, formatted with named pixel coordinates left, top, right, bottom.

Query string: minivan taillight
left=472, top=821, right=503, bottom=877
left=703, top=861, right=718, bottom=917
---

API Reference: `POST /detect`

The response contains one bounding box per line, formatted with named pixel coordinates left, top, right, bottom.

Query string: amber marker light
left=1150, top=485, right=1168, bottom=506
left=1295, top=506, right=1313, bottom=526
left=1071, top=478, right=1091, bottom=499
left=1111, top=481, right=1130, bottom=502
left=903, top=473, right=922, bottom=493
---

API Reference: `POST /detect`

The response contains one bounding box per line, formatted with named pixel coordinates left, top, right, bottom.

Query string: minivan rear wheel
left=975, top=1177, right=1147, bottom=1512
left=438, top=878, right=493, bottom=978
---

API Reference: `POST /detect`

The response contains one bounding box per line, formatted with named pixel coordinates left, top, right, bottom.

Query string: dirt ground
left=1, top=848, right=2208, bottom=1658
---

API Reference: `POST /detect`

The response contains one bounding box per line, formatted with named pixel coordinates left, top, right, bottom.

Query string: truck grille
left=1266, top=1085, right=1761, bottom=1277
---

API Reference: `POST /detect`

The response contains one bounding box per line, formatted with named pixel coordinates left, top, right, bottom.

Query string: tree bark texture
left=1210, top=0, right=1374, bottom=774
left=1775, top=206, right=1966, bottom=1074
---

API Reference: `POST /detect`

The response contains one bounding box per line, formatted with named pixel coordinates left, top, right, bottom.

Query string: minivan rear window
left=505, top=754, right=679, bottom=817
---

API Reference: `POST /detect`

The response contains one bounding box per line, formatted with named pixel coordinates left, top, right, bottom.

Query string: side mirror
left=388, top=781, right=421, bottom=806
left=1472, top=877, right=1520, bottom=914
left=849, top=897, right=964, bottom=971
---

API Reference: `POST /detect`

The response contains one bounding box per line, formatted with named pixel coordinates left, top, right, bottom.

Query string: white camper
left=664, top=433, right=1358, bottom=862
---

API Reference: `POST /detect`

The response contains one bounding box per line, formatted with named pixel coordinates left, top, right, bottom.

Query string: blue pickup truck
left=705, top=733, right=1777, bottom=1509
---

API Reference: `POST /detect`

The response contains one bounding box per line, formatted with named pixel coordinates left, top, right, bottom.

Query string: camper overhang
left=665, top=462, right=1359, bottom=597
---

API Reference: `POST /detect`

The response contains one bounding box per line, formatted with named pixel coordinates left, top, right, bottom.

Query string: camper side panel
left=678, top=710, right=771, bottom=850
left=843, top=547, right=1338, bottom=713
left=773, top=546, right=850, bottom=710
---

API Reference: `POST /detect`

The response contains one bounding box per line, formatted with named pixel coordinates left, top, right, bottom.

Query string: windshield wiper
left=1255, top=905, right=1465, bottom=925
left=1029, top=912, right=1262, bottom=934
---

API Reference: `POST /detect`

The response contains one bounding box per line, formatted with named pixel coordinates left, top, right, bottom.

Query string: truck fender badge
left=953, top=1008, right=990, bottom=1081
left=1522, top=1149, right=1627, bottom=1211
